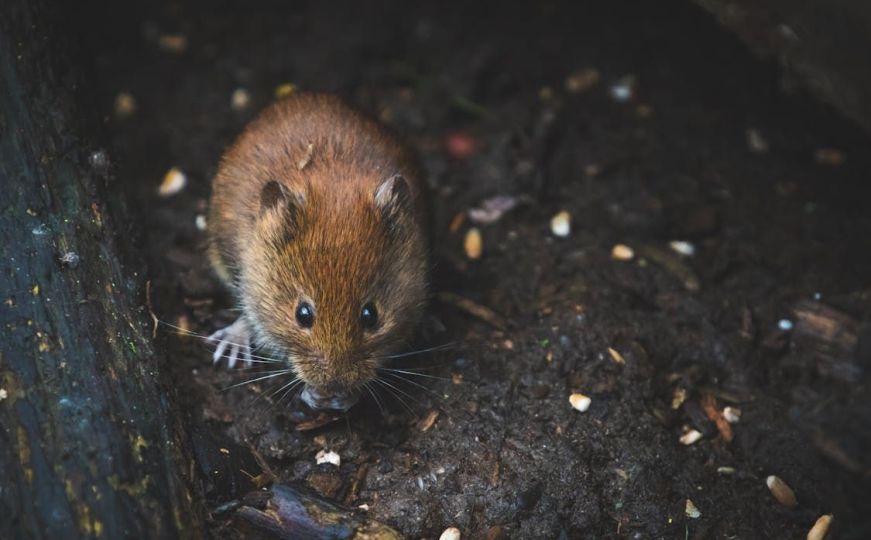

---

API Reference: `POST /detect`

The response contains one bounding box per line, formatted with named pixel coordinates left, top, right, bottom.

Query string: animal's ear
left=260, top=180, right=304, bottom=216
left=374, top=174, right=411, bottom=225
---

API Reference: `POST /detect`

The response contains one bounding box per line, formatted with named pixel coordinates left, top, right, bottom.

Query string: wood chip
left=464, top=228, right=482, bottom=259
left=702, top=393, right=733, bottom=442
left=807, top=514, right=833, bottom=540
left=417, top=409, right=440, bottom=432
left=766, top=475, right=798, bottom=507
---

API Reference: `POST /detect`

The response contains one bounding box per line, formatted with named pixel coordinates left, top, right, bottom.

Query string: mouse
left=206, top=92, right=429, bottom=411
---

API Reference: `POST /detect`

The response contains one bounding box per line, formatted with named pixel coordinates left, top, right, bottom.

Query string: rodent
left=206, top=92, right=429, bottom=411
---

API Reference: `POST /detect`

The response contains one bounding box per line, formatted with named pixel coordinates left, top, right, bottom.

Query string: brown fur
left=208, top=93, right=428, bottom=395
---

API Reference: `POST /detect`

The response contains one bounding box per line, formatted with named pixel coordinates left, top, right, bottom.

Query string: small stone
left=766, top=475, right=797, bottom=507
left=564, top=68, right=600, bottom=94
left=158, top=167, right=187, bottom=197
left=439, top=527, right=461, bottom=540
left=611, top=244, right=634, bottom=261
left=685, top=499, right=701, bottom=519
left=807, top=514, right=833, bottom=540
left=0, top=389, right=7, bottom=401
left=464, top=228, right=482, bottom=260
left=723, top=406, right=741, bottom=424
left=315, top=449, right=340, bottom=467
left=195, top=214, right=207, bottom=231
left=231, top=88, right=251, bottom=110
left=668, top=240, right=695, bottom=257
left=778, top=319, right=794, bottom=331
left=679, top=428, right=703, bottom=445
left=746, top=128, right=769, bottom=154
left=550, top=211, right=571, bottom=238
left=569, top=393, right=591, bottom=412
left=114, top=92, right=137, bottom=118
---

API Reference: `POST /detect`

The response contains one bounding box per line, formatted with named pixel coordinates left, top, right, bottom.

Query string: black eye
left=360, top=302, right=378, bottom=329
left=295, top=302, right=314, bottom=328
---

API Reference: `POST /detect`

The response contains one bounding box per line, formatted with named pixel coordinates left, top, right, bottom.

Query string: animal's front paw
left=207, top=318, right=253, bottom=368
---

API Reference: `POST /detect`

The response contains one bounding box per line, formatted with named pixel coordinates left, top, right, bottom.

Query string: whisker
left=380, top=371, right=445, bottom=400
left=377, top=368, right=450, bottom=381
left=374, top=342, right=458, bottom=360
left=364, top=382, right=386, bottom=417
left=222, top=370, right=293, bottom=390
left=373, top=377, right=417, bottom=417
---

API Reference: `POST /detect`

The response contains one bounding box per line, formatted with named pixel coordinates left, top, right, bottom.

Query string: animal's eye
left=360, top=302, right=378, bottom=330
left=295, top=302, right=315, bottom=328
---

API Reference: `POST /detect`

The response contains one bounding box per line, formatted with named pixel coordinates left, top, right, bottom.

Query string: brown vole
left=207, top=93, right=428, bottom=411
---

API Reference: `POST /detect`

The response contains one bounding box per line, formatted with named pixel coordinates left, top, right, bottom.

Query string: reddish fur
left=208, top=93, right=428, bottom=394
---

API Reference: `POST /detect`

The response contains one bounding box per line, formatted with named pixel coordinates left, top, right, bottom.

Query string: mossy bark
left=0, top=2, right=205, bottom=538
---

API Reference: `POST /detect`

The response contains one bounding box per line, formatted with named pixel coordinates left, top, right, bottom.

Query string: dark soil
left=85, top=0, right=871, bottom=537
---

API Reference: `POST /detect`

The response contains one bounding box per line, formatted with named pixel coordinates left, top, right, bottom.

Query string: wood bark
left=0, top=2, right=205, bottom=538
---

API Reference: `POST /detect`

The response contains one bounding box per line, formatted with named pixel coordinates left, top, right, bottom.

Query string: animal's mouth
left=300, top=385, right=359, bottom=411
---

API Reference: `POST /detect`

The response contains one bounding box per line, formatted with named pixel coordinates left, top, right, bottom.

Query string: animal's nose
left=301, top=385, right=359, bottom=411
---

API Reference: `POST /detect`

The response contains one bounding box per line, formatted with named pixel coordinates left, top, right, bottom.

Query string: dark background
left=75, top=0, right=871, bottom=537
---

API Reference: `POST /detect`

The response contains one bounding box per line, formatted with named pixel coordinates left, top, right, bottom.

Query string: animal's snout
left=301, top=384, right=359, bottom=411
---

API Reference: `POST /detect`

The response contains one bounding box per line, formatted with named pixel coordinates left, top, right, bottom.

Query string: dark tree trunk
left=0, top=2, right=205, bottom=538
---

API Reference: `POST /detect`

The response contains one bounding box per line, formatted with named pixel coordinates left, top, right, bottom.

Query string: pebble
left=611, top=244, right=634, bottom=261
left=231, top=88, right=251, bottom=110
left=679, top=428, right=703, bottom=445
left=569, top=393, right=591, bottom=412
left=315, top=449, right=340, bottom=467
left=685, top=499, right=701, bottom=519
left=806, top=514, right=833, bottom=540
left=439, top=527, right=461, bottom=540
left=550, top=211, right=571, bottom=237
left=668, top=240, right=695, bottom=257
left=723, top=406, right=741, bottom=424
left=464, top=228, right=482, bottom=260
left=766, top=475, right=797, bottom=507
left=158, top=167, right=187, bottom=197
left=778, top=319, right=794, bottom=331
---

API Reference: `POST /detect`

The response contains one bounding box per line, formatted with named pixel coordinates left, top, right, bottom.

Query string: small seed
left=723, top=406, right=741, bottom=424
left=439, top=527, right=461, bottom=540
left=679, top=428, right=703, bottom=445
left=766, top=475, right=797, bottom=507
left=607, top=347, right=625, bottom=365
left=717, top=466, right=736, bottom=475
left=158, top=167, right=187, bottom=197
left=417, top=409, right=440, bottom=432
left=671, top=387, right=687, bottom=410
left=807, top=514, right=833, bottom=540
left=0, top=389, right=7, bottom=401
left=685, top=498, right=701, bottom=519
left=464, top=228, right=482, bottom=259
left=611, top=244, right=634, bottom=261
left=746, top=128, right=769, bottom=154
left=550, top=211, right=571, bottom=238
left=315, top=449, right=340, bottom=467
left=195, top=214, right=207, bottom=231
left=231, top=88, right=251, bottom=110
left=569, top=393, right=591, bottom=412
